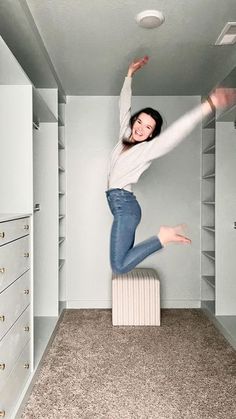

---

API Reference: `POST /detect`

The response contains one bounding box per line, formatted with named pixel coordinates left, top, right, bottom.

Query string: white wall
left=66, top=94, right=201, bottom=308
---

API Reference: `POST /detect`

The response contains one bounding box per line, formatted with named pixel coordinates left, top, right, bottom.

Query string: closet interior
left=0, top=22, right=236, bottom=418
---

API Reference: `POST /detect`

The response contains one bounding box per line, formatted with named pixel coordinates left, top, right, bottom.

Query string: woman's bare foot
left=157, top=224, right=191, bottom=246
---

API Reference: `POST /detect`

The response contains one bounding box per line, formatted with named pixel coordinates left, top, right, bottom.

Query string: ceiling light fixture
left=136, top=10, right=165, bottom=29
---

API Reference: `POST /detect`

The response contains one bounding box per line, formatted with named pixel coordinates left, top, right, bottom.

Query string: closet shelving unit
left=201, top=111, right=216, bottom=316
left=58, top=99, right=67, bottom=314
left=0, top=35, right=67, bottom=417
left=32, top=87, right=59, bottom=370
left=201, top=71, right=236, bottom=348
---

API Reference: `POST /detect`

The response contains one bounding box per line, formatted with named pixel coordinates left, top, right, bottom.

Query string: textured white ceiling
left=5, top=0, right=236, bottom=95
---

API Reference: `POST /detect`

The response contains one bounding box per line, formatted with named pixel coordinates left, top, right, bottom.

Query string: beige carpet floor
left=21, top=309, right=236, bottom=419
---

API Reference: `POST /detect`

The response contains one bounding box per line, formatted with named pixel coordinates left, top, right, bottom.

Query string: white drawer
left=0, top=235, right=30, bottom=293
left=0, top=306, right=30, bottom=392
left=0, top=218, right=30, bottom=246
left=0, top=341, right=31, bottom=419
left=0, top=271, right=30, bottom=340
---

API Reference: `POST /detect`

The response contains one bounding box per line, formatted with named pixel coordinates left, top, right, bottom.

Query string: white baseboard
left=66, top=299, right=201, bottom=309
left=161, top=299, right=201, bottom=308
left=67, top=300, right=112, bottom=309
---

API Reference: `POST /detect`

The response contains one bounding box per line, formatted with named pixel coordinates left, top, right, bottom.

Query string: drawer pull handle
left=0, top=316, right=5, bottom=322
left=24, top=326, right=30, bottom=332
left=0, top=232, right=5, bottom=239
left=24, top=252, right=30, bottom=258
left=24, top=289, right=30, bottom=295
left=0, top=364, right=5, bottom=370
left=24, top=363, right=30, bottom=369
left=0, top=411, right=5, bottom=417
left=0, top=268, right=5, bottom=274
left=24, top=225, right=29, bottom=230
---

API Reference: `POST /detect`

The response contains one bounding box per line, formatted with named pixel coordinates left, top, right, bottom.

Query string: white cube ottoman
left=112, top=268, right=160, bottom=326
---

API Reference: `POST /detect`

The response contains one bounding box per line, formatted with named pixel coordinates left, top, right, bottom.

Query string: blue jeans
left=105, top=188, right=163, bottom=274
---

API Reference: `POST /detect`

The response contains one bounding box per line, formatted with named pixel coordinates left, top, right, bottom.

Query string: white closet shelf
left=59, top=237, right=65, bottom=245
left=202, top=173, right=215, bottom=179
left=202, top=251, right=215, bottom=261
left=58, top=92, right=66, bottom=104
left=33, top=88, right=57, bottom=123
left=58, top=140, right=65, bottom=149
left=202, top=275, right=215, bottom=288
left=202, top=201, right=215, bottom=205
left=58, top=114, right=65, bottom=127
left=33, top=121, right=40, bottom=130
left=203, top=144, right=215, bottom=154
left=202, top=226, right=215, bottom=232
left=217, top=103, right=236, bottom=122
left=59, top=259, right=65, bottom=270
left=203, top=114, right=215, bottom=129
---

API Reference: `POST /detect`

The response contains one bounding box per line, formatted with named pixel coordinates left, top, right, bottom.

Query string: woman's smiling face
left=131, top=112, right=156, bottom=142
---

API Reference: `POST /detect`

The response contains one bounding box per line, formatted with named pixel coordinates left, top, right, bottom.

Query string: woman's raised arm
left=119, top=56, right=149, bottom=140
left=141, top=88, right=236, bottom=163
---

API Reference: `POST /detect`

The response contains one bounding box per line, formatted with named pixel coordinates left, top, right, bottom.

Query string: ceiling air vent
left=215, top=22, right=236, bottom=45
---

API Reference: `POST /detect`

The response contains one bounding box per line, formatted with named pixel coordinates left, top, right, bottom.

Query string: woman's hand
left=127, top=56, right=149, bottom=77
left=209, top=88, right=236, bottom=110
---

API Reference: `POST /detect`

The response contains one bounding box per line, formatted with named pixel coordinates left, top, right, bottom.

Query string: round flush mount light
left=136, top=10, right=165, bottom=29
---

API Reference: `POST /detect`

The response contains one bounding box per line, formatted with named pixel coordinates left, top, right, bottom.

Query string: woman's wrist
left=202, top=100, right=213, bottom=116
left=206, top=96, right=216, bottom=113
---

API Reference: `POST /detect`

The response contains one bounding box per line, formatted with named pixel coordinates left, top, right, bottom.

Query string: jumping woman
left=105, top=56, right=235, bottom=275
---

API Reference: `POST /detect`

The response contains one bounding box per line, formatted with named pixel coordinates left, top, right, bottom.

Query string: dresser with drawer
left=0, top=215, right=32, bottom=419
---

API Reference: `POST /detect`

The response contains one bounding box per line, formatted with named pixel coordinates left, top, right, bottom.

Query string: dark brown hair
left=122, top=107, right=163, bottom=147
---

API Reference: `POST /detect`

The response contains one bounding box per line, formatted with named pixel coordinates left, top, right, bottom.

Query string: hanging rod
left=33, top=203, right=41, bottom=212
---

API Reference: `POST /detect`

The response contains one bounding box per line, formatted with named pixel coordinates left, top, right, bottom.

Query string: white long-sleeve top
left=107, top=76, right=212, bottom=192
